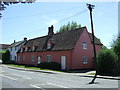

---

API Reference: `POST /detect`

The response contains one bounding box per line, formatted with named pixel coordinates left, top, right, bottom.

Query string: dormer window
left=47, top=43, right=51, bottom=49
left=25, top=47, right=28, bottom=52
left=32, top=45, right=37, bottom=51
left=21, top=48, right=23, bottom=52
left=32, top=46, right=35, bottom=51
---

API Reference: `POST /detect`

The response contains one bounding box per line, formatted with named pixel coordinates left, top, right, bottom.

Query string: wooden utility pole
left=87, top=3, right=97, bottom=84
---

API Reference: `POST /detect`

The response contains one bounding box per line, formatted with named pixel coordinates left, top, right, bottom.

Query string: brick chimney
left=14, top=40, right=16, bottom=43
left=48, top=25, right=54, bottom=37
left=24, top=37, right=27, bottom=41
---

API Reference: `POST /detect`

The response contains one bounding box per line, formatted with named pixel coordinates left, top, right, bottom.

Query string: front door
left=38, top=56, right=41, bottom=64
left=61, top=56, right=66, bottom=70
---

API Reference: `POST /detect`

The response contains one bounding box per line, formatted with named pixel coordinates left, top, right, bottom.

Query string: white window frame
left=21, top=48, right=23, bottom=52
left=25, top=47, right=28, bottom=52
left=32, top=46, right=35, bottom=51
left=83, top=42, right=87, bottom=49
left=83, top=56, right=87, bottom=64
left=17, top=56, right=20, bottom=61
left=32, top=55, right=35, bottom=61
left=47, top=44, right=51, bottom=49
left=38, top=56, right=41, bottom=64
left=46, top=55, right=52, bottom=62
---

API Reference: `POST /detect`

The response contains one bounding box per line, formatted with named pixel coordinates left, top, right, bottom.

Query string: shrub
left=97, top=49, right=117, bottom=75
left=37, top=62, right=61, bottom=70
left=1, top=49, right=11, bottom=64
left=113, top=38, right=120, bottom=75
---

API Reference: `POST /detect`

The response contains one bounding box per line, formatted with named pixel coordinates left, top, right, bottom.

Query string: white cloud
left=47, top=18, right=58, bottom=26
left=42, top=16, right=58, bottom=26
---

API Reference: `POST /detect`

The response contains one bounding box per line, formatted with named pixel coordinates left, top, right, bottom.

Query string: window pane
left=47, top=44, right=51, bottom=49
left=83, top=56, right=87, bottom=64
left=32, top=56, right=35, bottom=61
left=47, top=55, right=52, bottom=62
left=83, top=42, right=87, bottom=49
left=18, top=56, right=20, bottom=61
left=32, top=46, right=35, bottom=51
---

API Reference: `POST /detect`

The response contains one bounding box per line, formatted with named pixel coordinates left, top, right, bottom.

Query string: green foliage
left=37, top=62, right=61, bottom=70
left=102, top=45, right=107, bottom=49
left=111, top=35, right=118, bottom=48
left=113, top=38, right=120, bottom=75
left=1, top=49, right=11, bottom=64
left=113, top=38, right=120, bottom=56
left=97, top=49, right=117, bottom=75
left=57, top=21, right=81, bottom=33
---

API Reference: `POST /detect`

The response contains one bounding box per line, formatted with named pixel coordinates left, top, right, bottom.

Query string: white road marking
left=0, top=74, right=17, bottom=81
left=12, top=74, right=31, bottom=79
left=47, top=82, right=69, bottom=88
left=30, top=84, right=41, bottom=88
left=30, top=84, right=46, bottom=90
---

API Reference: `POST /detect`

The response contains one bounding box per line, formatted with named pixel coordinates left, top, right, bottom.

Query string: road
left=0, top=66, right=118, bottom=89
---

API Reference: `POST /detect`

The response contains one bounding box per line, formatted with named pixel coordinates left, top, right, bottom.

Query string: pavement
left=1, top=64, right=120, bottom=80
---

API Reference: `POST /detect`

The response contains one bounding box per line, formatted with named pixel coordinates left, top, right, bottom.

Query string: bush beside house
left=97, top=49, right=117, bottom=76
left=113, top=38, right=120, bottom=75
left=37, top=62, right=61, bottom=70
left=0, top=49, right=13, bottom=64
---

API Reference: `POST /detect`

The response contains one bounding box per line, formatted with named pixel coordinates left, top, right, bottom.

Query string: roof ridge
left=55, top=26, right=86, bottom=34
left=28, top=26, right=86, bottom=41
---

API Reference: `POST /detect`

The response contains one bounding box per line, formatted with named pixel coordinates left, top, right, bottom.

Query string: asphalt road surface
left=0, top=66, right=118, bottom=89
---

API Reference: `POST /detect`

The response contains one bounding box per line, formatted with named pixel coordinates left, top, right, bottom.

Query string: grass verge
left=87, top=73, right=95, bottom=75
left=5, top=64, right=63, bottom=72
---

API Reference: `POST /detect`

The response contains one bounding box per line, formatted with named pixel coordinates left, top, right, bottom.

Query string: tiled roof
left=88, top=33, right=102, bottom=45
left=0, top=44, right=10, bottom=49
left=20, top=27, right=102, bottom=52
left=10, top=41, right=24, bottom=47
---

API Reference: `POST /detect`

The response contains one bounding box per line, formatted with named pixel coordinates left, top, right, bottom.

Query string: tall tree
left=57, top=21, right=81, bottom=33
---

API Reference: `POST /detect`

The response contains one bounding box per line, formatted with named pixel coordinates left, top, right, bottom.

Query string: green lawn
left=5, top=64, right=63, bottom=72
left=87, top=73, right=95, bottom=75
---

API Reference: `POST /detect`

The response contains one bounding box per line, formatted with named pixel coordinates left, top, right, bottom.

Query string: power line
left=53, top=8, right=87, bottom=25
left=5, top=8, right=87, bottom=42
left=3, top=5, right=85, bottom=20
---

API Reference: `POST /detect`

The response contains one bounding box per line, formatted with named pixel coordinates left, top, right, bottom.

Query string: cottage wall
left=8, top=41, right=26, bottom=61
left=72, top=28, right=102, bottom=69
left=17, top=27, right=102, bottom=70
left=17, top=50, right=72, bottom=69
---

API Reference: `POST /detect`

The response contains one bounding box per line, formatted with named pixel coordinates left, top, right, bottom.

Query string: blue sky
left=1, top=2, right=118, bottom=48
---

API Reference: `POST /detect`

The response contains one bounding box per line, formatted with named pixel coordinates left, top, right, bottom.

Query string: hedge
left=97, top=49, right=117, bottom=75
left=37, top=62, right=61, bottom=70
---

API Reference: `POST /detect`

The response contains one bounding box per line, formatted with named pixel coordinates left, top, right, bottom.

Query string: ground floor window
left=38, top=56, right=41, bottom=64
left=10, top=55, right=12, bottom=60
left=46, top=55, right=52, bottom=62
left=23, top=56, right=25, bottom=60
left=17, top=56, right=20, bottom=61
left=32, top=55, right=35, bottom=61
left=83, top=56, right=87, bottom=64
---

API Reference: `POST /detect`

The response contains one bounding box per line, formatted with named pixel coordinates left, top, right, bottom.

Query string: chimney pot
left=48, top=25, right=54, bottom=37
left=24, top=37, right=27, bottom=41
left=14, top=40, right=15, bottom=43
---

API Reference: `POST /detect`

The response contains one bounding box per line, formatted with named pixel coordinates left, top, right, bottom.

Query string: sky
left=1, top=1, right=118, bottom=48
